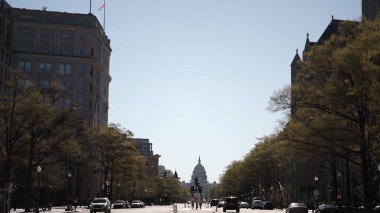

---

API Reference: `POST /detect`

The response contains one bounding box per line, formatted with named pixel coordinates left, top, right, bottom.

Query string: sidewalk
left=10, top=207, right=83, bottom=213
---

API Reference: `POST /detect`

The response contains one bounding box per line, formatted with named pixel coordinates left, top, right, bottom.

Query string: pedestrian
left=11, top=196, right=17, bottom=211
left=73, top=198, right=78, bottom=211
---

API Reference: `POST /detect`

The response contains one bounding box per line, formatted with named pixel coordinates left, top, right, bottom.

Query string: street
left=74, top=205, right=284, bottom=213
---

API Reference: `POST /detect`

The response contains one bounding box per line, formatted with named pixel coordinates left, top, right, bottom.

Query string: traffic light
left=190, top=186, right=195, bottom=196
left=199, top=186, right=202, bottom=193
left=195, top=178, right=199, bottom=186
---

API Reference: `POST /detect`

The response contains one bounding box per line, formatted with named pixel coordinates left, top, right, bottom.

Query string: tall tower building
left=11, top=7, right=111, bottom=126
left=362, top=0, right=380, bottom=20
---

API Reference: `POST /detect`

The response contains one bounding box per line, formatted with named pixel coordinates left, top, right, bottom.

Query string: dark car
left=223, top=196, right=240, bottom=212
left=211, top=199, right=219, bottom=207
left=315, top=204, right=339, bottom=213
left=286, top=203, right=307, bottom=213
left=264, top=201, right=274, bottom=210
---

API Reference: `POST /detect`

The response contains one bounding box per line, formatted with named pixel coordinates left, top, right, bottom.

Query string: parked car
left=286, top=203, right=307, bottom=213
left=251, top=200, right=264, bottom=209
left=130, top=200, right=145, bottom=208
left=223, top=196, right=240, bottom=212
left=264, top=201, right=274, bottom=210
left=239, top=201, right=250, bottom=209
left=375, top=205, right=380, bottom=211
left=90, top=197, right=111, bottom=213
left=315, top=204, right=339, bottom=213
left=218, top=200, right=225, bottom=208
left=211, top=199, right=219, bottom=207
left=112, top=200, right=125, bottom=209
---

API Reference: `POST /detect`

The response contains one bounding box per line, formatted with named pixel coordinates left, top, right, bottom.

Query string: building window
left=38, top=63, right=52, bottom=75
left=89, top=100, right=92, bottom=109
left=58, top=98, right=71, bottom=109
left=40, top=31, right=52, bottom=40
left=89, top=84, right=93, bottom=93
left=59, top=81, right=72, bottom=93
left=42, top=16, right=51, bottom=23
left=79, top=65, right=86, bottom=76
left=20, top=15, right=34, bottom=21
left=39, top=80, right=50, bottom=89
left=80, top=35, right=86, bottom=43
left=20, top=28, right=33, bottom=38
left=79, top=47, right=86, bottom=56
left=61, top=18, right=73, bottom=25
left=39, top=43, right=51, bottom=54
left=62, top=44, right=73, bottom=55
left=58, top=64, right=72, bottom=75
left=20, top=41, right=33, bottom=52
left=61, top=32, right=73, bottom=40
left=78, top=99, right=84, bottom=109
left=78, top=82, right=84, bottom=93
left=91, top=48, right=94, bottom=56
left=18, top=61, right=32, bottom=73
left=90, top=67, right=94, bottom=77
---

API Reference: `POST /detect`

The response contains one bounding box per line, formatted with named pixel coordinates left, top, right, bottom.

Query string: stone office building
left=287, top=0, right=380, bottom=204
left=3, top=1, right=112, bottom=126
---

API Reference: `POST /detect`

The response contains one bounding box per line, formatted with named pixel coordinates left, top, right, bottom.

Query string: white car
left=251, top=200, right=264, bottom=209
left=239, top=201, right=250, bottom=208
left=130, top=200, right=145, bottom=208
left=90, top=197, right=111, bottom=213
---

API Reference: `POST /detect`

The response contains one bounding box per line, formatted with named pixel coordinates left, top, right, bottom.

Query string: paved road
left=111, top=205, right=285, bottom=212
left=12, top=205, right=285, bottom=213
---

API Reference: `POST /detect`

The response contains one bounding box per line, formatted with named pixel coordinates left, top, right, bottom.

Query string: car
left=218, top=200, right=225, bottom=208
left=112, top=200, right=125, bottom=209
left=375, top=205, right=380, bottom=211
left=264, top=201, right=274, bottom=210
left=315, top=204, right=339, bottom=213
left=211, top=199, right=219, bottom=207
left=239, top=201, right=250, bottom=209
left=223, top=196, right=240, bottom=212
left=90, top=197, right=111, bottom=213
left=130, top=200, right=145, bottom=208
left=251, top=200, right=264, bottom=209
left=286, top=203, right=307, bottom=213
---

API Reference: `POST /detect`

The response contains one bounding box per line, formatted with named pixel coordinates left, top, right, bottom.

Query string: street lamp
left=279, top=185, right=284, bottom=209
left=66, top=171, right=72, bottom=211
left=314, top=176, right=319, bottom=205
left=117, top=183, right=120, bottom=200
left=36, top=166, right=42, bottom=213
left=337, top=171, right=342, bottom=205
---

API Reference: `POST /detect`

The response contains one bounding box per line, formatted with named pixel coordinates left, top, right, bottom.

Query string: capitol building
left=182, top=157, right=218, bottom=200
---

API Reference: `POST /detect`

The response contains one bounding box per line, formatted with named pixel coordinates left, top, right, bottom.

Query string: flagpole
left=103, top=0, right=106, bottom=31
left=90, top=0, right=92, bottom=14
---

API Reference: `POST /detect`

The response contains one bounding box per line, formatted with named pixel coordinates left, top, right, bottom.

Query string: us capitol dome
left=181, top=156, right=218, bottom=200
left=191, top=156, right=209, bottom=185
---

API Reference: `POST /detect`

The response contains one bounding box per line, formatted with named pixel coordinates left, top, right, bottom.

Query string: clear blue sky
left=9, top=0, right=361, bottom=183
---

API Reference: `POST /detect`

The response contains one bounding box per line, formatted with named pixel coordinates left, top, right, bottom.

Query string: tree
left=269, top=19, right=380, bottom=206
left=0, top=70, right=80, bottom=210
